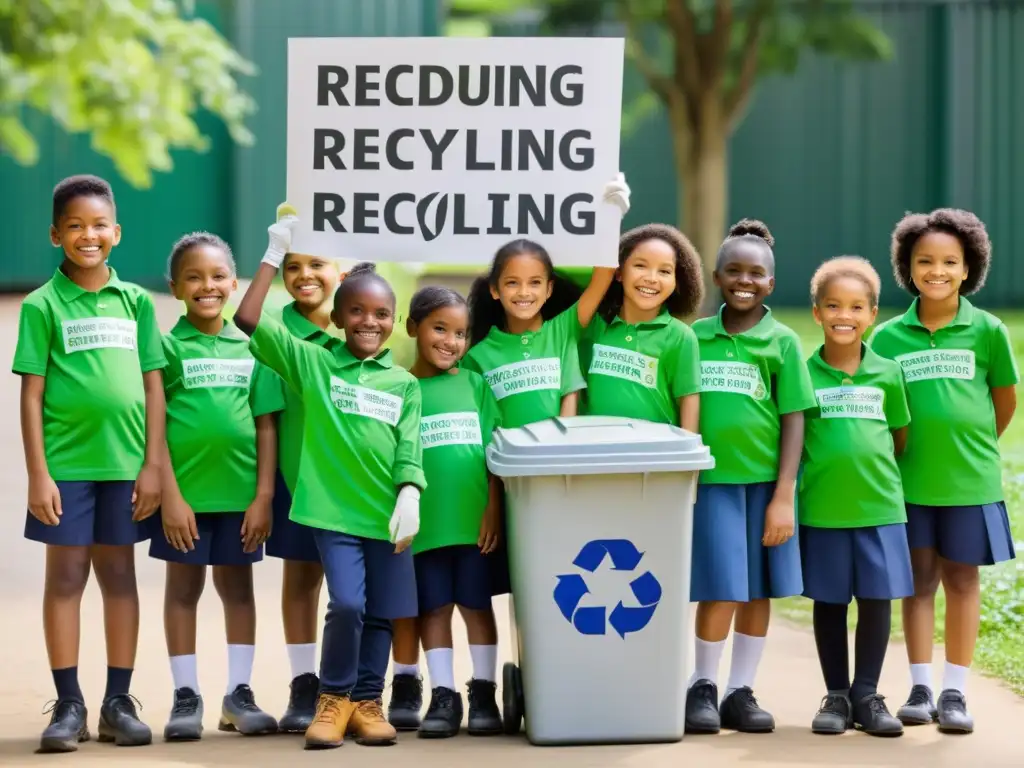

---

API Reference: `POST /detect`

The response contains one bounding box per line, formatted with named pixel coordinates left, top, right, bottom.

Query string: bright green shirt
left=580, top=311, right=700, bottom=425
left=413, top=369, right=501, bottom=554
left=163, top=318, right=285, bottom=513
left=692, top=307, right=816, bottom=484
left=799, top=345, right=910, bottom=528
left=249, top=314, right=425, bottom=539
left=12, top=267, right=167, bottom=481
left=274, top=302, right=337, bottom=494
left=869, top=297, right=1019, bottom=506
left=462, top=304, right=586, bottom=429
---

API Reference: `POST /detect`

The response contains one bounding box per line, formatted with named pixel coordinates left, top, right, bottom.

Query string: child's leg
left=812, top=601, right=850, bottom=694
left=903, top=547, right=940, bottom=677
left=692, top=601, right=736, bottom=686
left=728, top=600, right=770, bottom=694
left=164, top=562, right=206, bottom=687
left=282, top=559, right=323, bottom=677
left=421, top=605, right=457, bottom=689
left=460, top=604, right=503, bottom=736
left=392, top=617, right=421, bottom=671
left=939, top=559, right=981, bottom=678
left=43, top=545, right=92, bottom=702
left=850, top=598, right=891, bottom=703
left=90, top=544, right=140, bottom=698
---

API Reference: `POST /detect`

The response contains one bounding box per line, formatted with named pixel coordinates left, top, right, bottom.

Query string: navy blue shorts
left=414, top=544, right=505, bottom=615
left=906, top=502, right=1016, bottom=566
left=690, top=482, right=803, bottom=602
left=148, top=512, right=262, bottom=566
left=265, top=471, right=321, bottom=563
left=800, top=523, right=914, bottom=605
left=313, top=529, right=418, bottom=620
left=25, top=481, right=148, bottom=547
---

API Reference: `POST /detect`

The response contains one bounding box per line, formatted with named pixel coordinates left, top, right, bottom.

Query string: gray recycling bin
left=486, top=416, right=715, bottom=745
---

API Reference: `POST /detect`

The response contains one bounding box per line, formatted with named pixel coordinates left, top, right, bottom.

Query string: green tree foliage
left=0, top=0, right=255, bottom=188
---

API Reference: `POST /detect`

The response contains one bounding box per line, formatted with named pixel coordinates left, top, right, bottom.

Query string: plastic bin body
left=487, top=416, right=714, bottom=746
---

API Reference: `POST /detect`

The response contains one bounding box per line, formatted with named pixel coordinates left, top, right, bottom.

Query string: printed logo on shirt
left=483, top=358, right=561, bottom=401
left=61, top=317, right=137, bottom=354
left=590, top=344, right=659, bottom=389
left=815, top=386, right=886, bottom=421
left=421, top=412, right=482, bottom=449
left=182, top=358, right=254, bottom=389
left=895, top=349, right=976, bottom=383
left=329, top=376, right=403, bottom=426
left=699, top=361, right=767, bottom=400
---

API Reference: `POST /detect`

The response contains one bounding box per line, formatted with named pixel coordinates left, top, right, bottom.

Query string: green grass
left=772, top=309, right=1024, bottom=695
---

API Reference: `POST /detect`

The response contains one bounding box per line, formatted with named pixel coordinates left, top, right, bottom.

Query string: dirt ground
left=0, top=293, right=1021, bottom=767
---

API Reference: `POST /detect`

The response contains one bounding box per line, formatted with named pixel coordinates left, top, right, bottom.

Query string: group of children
left=14, top=172, right=1015, bottom=754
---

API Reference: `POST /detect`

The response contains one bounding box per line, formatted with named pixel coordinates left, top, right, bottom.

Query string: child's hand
left=162, top=498, right=198, bottom=553
left=241, top=496, right=272, bottom=554
left=762, top=496, right=795, bottom=548
left=478, top=502, right=500, bottom=555
left=264, top=208, right=298, bottom=268
left=132, top=462, right=161, bottom=521
left=389, top=485, right=420, bottom=554
left=28, top=472, right=62, bottom=526
left=602, top=172, right=631, bottom=217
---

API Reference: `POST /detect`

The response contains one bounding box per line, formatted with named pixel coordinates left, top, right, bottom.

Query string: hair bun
left=728, top=218, right=774, bottom=248
left=345, top=261, right=377, bottom=279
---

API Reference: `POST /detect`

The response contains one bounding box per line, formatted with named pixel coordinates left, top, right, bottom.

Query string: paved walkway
left=0, top=294, right=1020, bottom=767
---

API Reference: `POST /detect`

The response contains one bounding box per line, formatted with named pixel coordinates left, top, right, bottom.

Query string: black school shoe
left=852, top=694, right=903, bottom=737
left=466, top=679, right=502, bottom=735
left=98, top=693, right=153, bottom=746
left=39, top=699, right=90, bottom=753
left=684, top=680, right=721, bottom=734
left=279, top=673, right=320, bottom=734
left=719, top=687, right=775, bottom=733
left=387, top=673, right=424, bottom=731
left=418, top=687, right=463, bottom=738
left=896, top=684, right=938, bottom=725
left=936, top=689, right=974, bottom=734
left=811, top=693, right=853, bottom=735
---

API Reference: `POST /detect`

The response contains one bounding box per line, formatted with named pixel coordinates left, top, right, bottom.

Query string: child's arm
left=390, top=381, right=427, bottom=553
left=679, top=394, right=699, bottom=433
left=763, top=411, right=803, bottom=547
left=575, top=268, right=616, bottom=329
left=891, top=426, right=909, bottom=456
left=992, top=386, right=1016, bottom=438
left=987, top=323, right=1019, bottom=437
left=560, top=391, right=579, bottom=417
left=479, top=473, right=502, bottom=554
left=241, top=414, right=277, bottom=554
left=21, top=375, right=61, bottom=525
left=133, top=370, right=165, bottom=521
left=159, top=440, right=199, bottom=552
left=234, top=213, right=297, bottom=336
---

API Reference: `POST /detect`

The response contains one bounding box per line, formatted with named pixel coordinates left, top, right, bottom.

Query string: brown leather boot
left=348, top=699, right=397, bottom=746
left=304, top=693, right=355, bottom=749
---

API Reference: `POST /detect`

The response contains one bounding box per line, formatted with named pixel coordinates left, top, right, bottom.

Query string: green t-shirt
left=163, top=318, right=285, bottom=513
left=692, top=307, right=816, bottom=484
left=249, top=314, right=425, bottom=539
left=12, top=267, right=167, bottom=481
left=274, top=302, right=337, bottom=494
left=870, top=298, right=1019, bottom=506
left=579, top=311, right=700, bottom=425
left=799, top=345, right=911, bottom=528
left=413, top=369, right=501, bottom=554
left=462, top=304, right=586, bottom=429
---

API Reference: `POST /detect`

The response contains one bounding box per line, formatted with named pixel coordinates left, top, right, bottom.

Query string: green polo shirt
left=249, top=314, right=425, bottom=540
left=692, top=307, right=816, bottom=484
left=275, top=302, right=337, bottom=494
left=799, top=345, right=910, bottom=528
left=869, top=297, right=1018, bottom=506
left=580, top=311, right=700, bottom=425
left=414, top=369, right=501, bottom=554
left=163, top=317, right=285, bottom=513
left=462, top=304, right=586, bottom=429
left=12, top=266, right=167, bottom=481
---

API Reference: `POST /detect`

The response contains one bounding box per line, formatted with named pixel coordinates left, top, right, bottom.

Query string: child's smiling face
left=171, top=244, right=237, bottom=321
left=332, top=282, right=395, bottom=359
left=51, top=195, right=121, bottom=270
left=283, top=253, right=340, bottom=310
left=910, top=231, right=967, bottom=303
left=490, top=253, right=553, bottom=325
left=620, top=239, right=677, bottom=316
left=814, top=275, right=878, bottom=347
left=714, top=241, right=774, bottom=313
left=412, top=304, right=468, bottom=372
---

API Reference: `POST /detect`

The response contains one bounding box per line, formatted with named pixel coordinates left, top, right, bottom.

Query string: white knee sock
left=942, top=662, right=969, bottom=695
left=910, top=662, right=933, bottom=691
left=690, top=637, right=726, bottom=688
left=226, top=644, right=255, bottom=694
left=425, top=648, right=456, bottom=691
left=726, top=633, right=766, bottom=695
left=393, top=662, right=420, bottom=677
left=286, top=643, right=318, bottom=680
left=469, top=645, right=498, bottom=682
left=169, top=654, right=199, bottom=693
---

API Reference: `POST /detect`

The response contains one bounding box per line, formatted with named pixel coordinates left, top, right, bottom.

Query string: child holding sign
left=801, top=257, right=912, bottom=737
left=152, top=233, right=282, bottom=741
left=870, top=210, right=1017, bottom=734
left=580, top=223, right=703, bottom=429
left=235, top=217, right=422, bottom=751
left=686, top=220, right=815, bottom=735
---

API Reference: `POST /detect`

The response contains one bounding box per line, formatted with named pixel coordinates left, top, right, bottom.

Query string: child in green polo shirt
left=580, top=223, right=703, bottom=428
left=150, top=232, right=283, bottom=742
left=686, top=220, right=815, bottom=736
left=801, top=256, right=913, bottom=738
left=14, top=175, right=166, bottom=752
left=870, top=209, right=1018, bottom=734
left=235, top=215, right=424, bottom=751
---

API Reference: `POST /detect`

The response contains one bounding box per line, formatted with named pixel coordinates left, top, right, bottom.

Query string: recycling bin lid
left=486, top=415, right=715, bottom=478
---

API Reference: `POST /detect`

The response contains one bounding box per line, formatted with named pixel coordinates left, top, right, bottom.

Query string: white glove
left=389, top=485, right=421, bottom=551
left=262, top=215, right=298, bottom=268
left=602, top=172, right=631, bottom=217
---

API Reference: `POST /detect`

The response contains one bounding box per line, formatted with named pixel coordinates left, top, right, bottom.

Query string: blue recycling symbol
left=553, top=539, right=662, bottom=639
